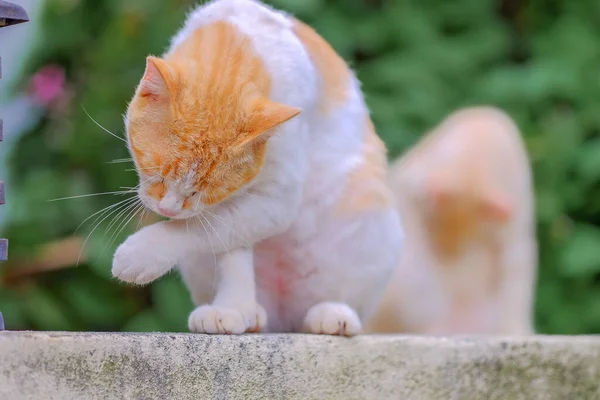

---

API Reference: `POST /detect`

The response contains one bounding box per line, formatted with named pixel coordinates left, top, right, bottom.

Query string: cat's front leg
left=112, top=222, right=182, bottom=285
left=188, top=247, right=267, bottom=334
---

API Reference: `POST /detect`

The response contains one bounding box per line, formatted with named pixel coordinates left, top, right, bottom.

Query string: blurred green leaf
left=560, top=225, right=600, bottom=276
left=22, top=286, right=76, bottom=331
left=152, top=274, right=194, bottom=332
left=0, top=292, right=28, bottom=330
left=5, top=0, right=600, bottom=335
left=122, top=309, right=165, bottom=332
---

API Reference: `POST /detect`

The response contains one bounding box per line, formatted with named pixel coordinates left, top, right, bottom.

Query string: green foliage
left=2, top=0, right=600, bottom=334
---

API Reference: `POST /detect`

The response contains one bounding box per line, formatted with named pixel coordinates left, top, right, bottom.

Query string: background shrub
left=2, top=0, right=599, bottom=334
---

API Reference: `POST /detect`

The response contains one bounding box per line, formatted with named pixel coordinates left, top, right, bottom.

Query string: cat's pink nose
left=158, top=206, right=177, bottom=218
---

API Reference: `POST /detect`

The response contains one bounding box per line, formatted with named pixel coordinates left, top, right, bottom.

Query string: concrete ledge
left=1, top=332, right=599, bottom=399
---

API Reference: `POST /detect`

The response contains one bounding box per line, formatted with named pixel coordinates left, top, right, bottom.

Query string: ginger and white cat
left=111, top=0, right=403, bottom=336
left=366, top=107, right=537, bottom=335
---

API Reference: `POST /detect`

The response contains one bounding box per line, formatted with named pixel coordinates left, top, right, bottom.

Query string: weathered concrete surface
left=1, top=332, right=599, bottom=400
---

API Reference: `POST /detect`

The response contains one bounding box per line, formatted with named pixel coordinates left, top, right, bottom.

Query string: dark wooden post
left=0, top=1, right=29, bottom=27
left=0, top=1, right=29, bottom=331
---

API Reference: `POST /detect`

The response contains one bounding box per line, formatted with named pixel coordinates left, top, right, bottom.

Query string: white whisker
left=77, top=197, right=139, bottom=266
left=203, top=209, right=251, bottom=248
left=96, top=200, right=142, bottom=261
left=201, top=213, right=228, bottom=253
left=103, top=200, right=140, bottom=242
left=48, top=190, right=136, bottom=202
left=75, top=196, right=138, bottom=234
left=107, top=202, right=144, bottom=252
left=81, top=105, right=127, bottom=143
left=83, top=198, right=138, bottom=237
left=106, top=158, right=133, bottom=164
left=195, top=216, right=218, bottom=296
left=137, top=207, right=148, bottom=231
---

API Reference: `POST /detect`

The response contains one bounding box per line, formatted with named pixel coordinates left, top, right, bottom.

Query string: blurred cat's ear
left=481, top=191, right=512, bottom=222
left=238, top=99, right=302, bottom=147
left=138, top=56, right=176, bottom=100
left=425, top=173, right=452, bottom=207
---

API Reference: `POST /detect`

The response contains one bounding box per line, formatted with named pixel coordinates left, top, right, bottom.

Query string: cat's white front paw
left=188, top=303, right=267, bottom=334
left=303, top=302, right=362, bottom=337
left=112, top=235, right=174, bottom=285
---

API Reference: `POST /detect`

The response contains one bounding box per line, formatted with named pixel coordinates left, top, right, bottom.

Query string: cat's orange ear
left=238, top=99, right=302, bottom=147
left=138, top=56, right=176, bottom=100
left=481, top=191, right=512, bottom=222
left=426, top=173, right=452, bottom=207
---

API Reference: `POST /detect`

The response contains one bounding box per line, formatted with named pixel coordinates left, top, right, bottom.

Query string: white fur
left=112, top=0, right=403, bottom=335
left=365, top=107, right=537, bottom=335
left=187, top=248, right=267, bottom=334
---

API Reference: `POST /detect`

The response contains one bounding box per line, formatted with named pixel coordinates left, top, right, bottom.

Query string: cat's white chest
left=253, top=234, right=319, bottom=332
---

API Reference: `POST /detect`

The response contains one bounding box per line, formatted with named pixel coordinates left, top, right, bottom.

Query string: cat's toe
left=245, top=304, right=267, bottom=333
left=112, top=241, right=171, bottom=285
left=188, top=305, right=247, bottom=334
left=112, top=244, right=139, bottom=282
left=303, top=302, right=362, bottom=337
left=188, top=304, right=268, bottom=334
left=117, top=266, right=161, bottom=285
left=112, top=254, right=153, bottom=285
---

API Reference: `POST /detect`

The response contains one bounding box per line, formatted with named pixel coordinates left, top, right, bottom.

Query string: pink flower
left=29, top=65, right=66, bottom=107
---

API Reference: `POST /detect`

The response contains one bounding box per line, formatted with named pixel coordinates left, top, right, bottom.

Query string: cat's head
left=425, top=168, right=512, bottom=223
left=125, top=56, right=301, bottom=219
left=420, top=169, right=512, bottom=260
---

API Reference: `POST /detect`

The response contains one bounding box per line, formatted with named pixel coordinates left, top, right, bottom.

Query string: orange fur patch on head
left=293, top=19, right=350, bottom=113
left=414, top=119, right=518, bottom=263
left=425, top=167, right=477, bottom=261
left=481, top=191, right=513, bottom=222
left=146, top=181, right=167, bottom=200
left=426, top=200, right=478, bottom=261
left=126, top=21, right=301, bottom=206
left=424, top=167, right=513, bottom=262
left=336, top=118, right=392, bottom=215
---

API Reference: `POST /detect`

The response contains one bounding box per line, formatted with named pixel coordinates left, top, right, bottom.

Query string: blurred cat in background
left=366, top=107, right=537, bottom=335
left=111, top=0, right=402, bottom=336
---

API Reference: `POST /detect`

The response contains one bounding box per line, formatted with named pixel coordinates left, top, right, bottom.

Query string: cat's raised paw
left=303, top=302, right=362, bottom=337
left=112, top=237, right=173, bottom=285
left=188, top=303, right=267, bottom=334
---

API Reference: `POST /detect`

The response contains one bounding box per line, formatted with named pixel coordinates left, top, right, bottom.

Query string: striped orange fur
left=127, top=21, right=301, bottom=207
left=337, top=117, right=392, bottom=214
left=292, top=19, right=350, bottom=113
